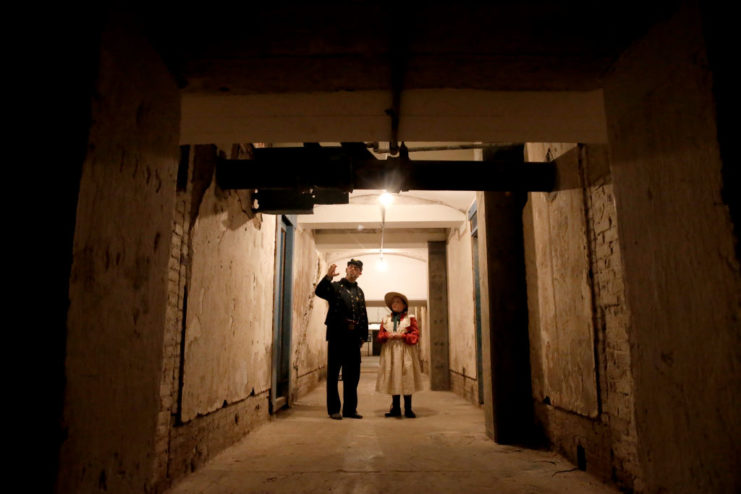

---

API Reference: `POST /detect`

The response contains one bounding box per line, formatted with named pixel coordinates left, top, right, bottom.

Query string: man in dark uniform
left=314, top=259, right=369, bottom=420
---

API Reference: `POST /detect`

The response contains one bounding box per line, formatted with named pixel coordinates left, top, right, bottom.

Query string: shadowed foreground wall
left=59, top=17, right=180, bottom=493
left=58, top=24, right=329, bottom=489
left=603, top=4, right=741, bottom=492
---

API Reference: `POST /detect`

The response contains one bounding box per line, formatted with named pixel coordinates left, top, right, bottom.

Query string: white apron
left=375, top=313, right=424, bottom=395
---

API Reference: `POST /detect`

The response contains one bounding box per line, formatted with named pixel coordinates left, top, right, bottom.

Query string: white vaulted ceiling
left=297, top=143, right=477, bottom=268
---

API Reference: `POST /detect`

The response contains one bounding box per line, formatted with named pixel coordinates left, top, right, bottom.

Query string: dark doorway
left=469, top=201, right=485, bottom=405
left=271, top=215, right=295, bottom=412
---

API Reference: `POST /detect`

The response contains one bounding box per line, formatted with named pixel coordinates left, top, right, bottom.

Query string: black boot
left=385, top=395, right=401, bottom=417
left=404, top=394, right=416, bottom=418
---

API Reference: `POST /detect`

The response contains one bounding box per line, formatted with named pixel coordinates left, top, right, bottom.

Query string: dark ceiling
left=137, top=2, right=680, bottom=94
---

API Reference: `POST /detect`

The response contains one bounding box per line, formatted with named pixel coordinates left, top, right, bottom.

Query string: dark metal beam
left=216, top=146, right=554, bottom=192
left=214, top=144, right=554, bottom=213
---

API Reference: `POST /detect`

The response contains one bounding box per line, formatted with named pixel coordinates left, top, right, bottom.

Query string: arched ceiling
left=298, top=143, right=477, bottom=259
left=298, top=142, right=475, bottom=225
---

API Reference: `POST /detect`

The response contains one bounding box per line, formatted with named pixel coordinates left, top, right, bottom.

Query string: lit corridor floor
left=166, top=356, right=619, bottom=494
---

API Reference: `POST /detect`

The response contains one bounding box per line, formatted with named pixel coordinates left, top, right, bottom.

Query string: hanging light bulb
left=377, top=199, right=388, bottom=272
left=376, top=252, right=388, bottom=272
left=379, top=191, right=394, bottom=207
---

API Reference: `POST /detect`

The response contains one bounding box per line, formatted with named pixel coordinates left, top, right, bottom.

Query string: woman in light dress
left=375, top=291, right=423, bottom=417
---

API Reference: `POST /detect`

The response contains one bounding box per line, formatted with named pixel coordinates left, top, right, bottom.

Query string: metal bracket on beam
left=253, top=189, right=349, bottom=215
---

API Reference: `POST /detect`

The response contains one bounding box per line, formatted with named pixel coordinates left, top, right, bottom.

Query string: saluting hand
left=326, top=264, right=339, bottom=278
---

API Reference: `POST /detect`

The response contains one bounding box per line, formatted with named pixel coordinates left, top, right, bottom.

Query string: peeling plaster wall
left=157, top=147, right=330, bottom=487
left=181, top=185, right=277, bottom=421
left=59, top=17, right=179, bottom=494
left=156, top=145, right=290, bottom=487
left=603, top=4, right=741, bottom=492
left=291, top=226, right=329, bottom=400
left=524, top=143, right=639, bottom=490
left=446, top=223, right=479, bottom=404
left=525, top=143, right=598, bottom=417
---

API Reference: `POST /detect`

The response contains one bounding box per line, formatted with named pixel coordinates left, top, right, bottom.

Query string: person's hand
left=326, top=264, right=339, bottom=278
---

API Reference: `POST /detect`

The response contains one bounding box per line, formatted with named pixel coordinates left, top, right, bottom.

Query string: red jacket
left=377, top=312, right=419, bottom=345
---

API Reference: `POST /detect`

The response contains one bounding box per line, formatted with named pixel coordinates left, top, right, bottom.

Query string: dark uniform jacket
left=315, top=276, right=369, bottom=343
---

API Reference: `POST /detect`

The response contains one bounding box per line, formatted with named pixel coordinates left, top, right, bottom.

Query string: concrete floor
left=166, top=357, right=619, bottom=494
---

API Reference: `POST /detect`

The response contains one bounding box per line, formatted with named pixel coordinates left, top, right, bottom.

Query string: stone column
left=427, top=241, right=450, bottom=390
left=477, top=146, right=534, bottom=444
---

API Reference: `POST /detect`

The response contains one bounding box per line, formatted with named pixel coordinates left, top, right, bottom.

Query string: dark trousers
left=327, top=337, right=361, bottom=415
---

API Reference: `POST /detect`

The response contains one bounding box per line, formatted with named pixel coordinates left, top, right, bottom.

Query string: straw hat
left=384, top=291, right=409, bottom=310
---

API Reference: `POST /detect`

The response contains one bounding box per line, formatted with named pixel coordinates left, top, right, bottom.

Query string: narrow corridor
left=48, top=6, right=739, bottom=493
left=166, top=357, right=618, bottom=494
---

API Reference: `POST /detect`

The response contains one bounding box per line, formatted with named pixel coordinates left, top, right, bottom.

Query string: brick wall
left=167, top=392, right=271, bottom=481
left=585, top=162, right=639, bottom=486
left=525, top=144, right=639, bottom=491
left=152, top=147, right=191, bottom=488
left=294, top=368, right=326, bottom=402
left=449, top=370, right=479, bottom=404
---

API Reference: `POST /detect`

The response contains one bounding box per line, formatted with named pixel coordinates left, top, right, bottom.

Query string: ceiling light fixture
left=379, top=191, right=394, bottom=207
left=377, top=192, right=390, bottom=272
left=376, top=255, right=388, bottom=272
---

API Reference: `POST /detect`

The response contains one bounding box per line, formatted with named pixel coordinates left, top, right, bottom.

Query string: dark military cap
left=347, top=259, right=363, bottom=270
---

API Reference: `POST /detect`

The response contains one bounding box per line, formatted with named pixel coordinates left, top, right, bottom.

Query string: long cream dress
left=375, top=312, right=424, bottom=395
